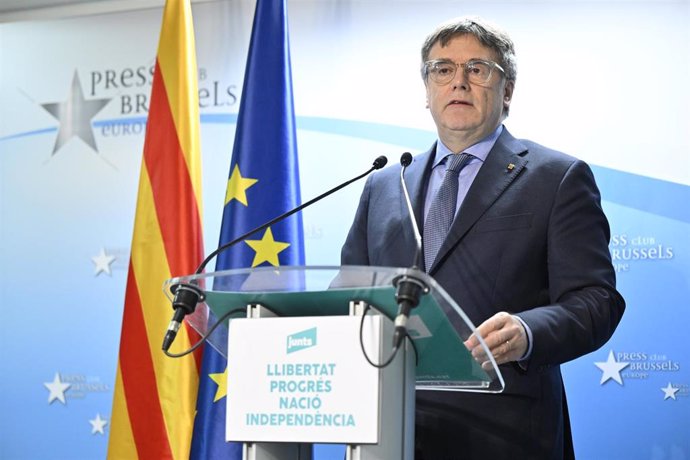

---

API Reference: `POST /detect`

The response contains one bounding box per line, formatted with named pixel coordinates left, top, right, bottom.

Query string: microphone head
left=373, top=155, right=388, bottom=169
left=400, top=152, right=413, bottom=167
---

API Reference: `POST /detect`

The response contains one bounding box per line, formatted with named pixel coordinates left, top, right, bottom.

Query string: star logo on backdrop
left=44, top=373, right=71, bottom=404
left=225, top=164, right=258, bottom=206
left=594, top=350, right=630, bottom=385
left=661, top=383, right=680, bottom=400
left=208, top=368, right=228, bottom=402
left=39, top=71, right=112, bottom=155
left=245, top=227, right=290, bottom=267
left=89, top=413, right=108, bottom=434
left=91, top=248, right=116, bottom=276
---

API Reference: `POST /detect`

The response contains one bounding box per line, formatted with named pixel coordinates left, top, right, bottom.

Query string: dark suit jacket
left=341, top=127, right=625, bottom=459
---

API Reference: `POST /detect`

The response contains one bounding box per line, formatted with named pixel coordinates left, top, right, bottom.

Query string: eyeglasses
left=423, top=58, right=505, bottom=85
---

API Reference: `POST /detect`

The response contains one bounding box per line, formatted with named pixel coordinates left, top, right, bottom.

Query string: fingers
left=463, top=312, right=528, bottom=369
left=480, top=336, right=516, bottom=371
left=464, top=312, right=510, bottom=348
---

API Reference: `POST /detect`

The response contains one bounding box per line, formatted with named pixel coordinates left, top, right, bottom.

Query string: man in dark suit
left=341, top=16, right=625, bottom=459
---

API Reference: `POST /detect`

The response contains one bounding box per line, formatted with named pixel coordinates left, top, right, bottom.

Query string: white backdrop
left=1, top=1, right=688, bottom=458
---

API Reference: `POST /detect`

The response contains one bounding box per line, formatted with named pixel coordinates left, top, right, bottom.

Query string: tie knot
left=445, top=153, right=470, bottom=174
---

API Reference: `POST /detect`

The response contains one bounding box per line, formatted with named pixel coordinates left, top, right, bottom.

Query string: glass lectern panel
left=165, top=266, right=504, bottom=393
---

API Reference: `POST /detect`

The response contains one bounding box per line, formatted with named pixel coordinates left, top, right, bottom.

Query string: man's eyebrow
left=430, top=57, right=489, bottom=63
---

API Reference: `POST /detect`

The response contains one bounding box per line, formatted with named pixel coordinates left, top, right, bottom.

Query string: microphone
left=392, top=152, right=428, bottom=348
left=162, top=283, right=206, bottom=353
left=162, top=155, right=389, bottom=352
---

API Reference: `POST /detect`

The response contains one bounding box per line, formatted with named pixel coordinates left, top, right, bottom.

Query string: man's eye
left=467, top=65, right=482, bottom=74
left=434, top=65, right=454, bottom=75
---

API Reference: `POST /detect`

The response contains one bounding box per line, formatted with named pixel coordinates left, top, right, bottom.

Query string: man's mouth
left=448, top=99, right=472, bottom=107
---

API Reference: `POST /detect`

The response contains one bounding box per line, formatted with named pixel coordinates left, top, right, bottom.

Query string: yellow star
left=244, top=227, right=290, bottom=267
left=225, top=164, right=258, bottom=206
left=208, top=368, right=228, bottom=403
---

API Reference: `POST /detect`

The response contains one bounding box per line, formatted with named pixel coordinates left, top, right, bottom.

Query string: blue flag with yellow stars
left=189, top=0, right=305, bottom=457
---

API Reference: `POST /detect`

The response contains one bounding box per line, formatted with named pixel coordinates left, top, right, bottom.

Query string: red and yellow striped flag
left=108, top=1, right=204, bottom=458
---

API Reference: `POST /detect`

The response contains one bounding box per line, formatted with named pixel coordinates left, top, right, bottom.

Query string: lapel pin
left=507, top=163, right=515, bottom=171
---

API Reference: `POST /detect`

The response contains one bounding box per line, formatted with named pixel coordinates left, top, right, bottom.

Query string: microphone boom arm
left=162, top=155, right=388, bottom=352
left=195, top=156, right=388, bottom=275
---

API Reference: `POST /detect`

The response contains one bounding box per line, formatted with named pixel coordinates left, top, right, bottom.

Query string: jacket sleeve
left=516, top=160, right=625, bottom=366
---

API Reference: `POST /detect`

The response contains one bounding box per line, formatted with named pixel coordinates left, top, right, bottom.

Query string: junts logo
left=286, top=327, right=317, bottom=354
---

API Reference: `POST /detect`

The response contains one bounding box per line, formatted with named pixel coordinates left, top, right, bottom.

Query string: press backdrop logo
left=287, top=327, right=317, bottom=354
left=30, top=65, right=238, bottom=156
left=595, top=350, right=682, bottom=386
left=43, top=371, right=110, bottom=404
left=609, top=233, right=674, bottom=273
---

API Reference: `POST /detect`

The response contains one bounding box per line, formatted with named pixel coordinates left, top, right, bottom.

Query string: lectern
left=166, top=266, right=504, bottom=460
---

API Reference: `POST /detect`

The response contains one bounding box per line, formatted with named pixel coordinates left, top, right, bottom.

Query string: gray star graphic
left=40, top=71, right=111, bottom=154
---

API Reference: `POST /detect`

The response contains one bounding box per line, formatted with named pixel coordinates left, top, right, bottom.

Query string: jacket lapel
left=429, top=129, right=529, bottom=274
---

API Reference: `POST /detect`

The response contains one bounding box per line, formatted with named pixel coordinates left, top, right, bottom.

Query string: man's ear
left=503, top=80, right=515, bottom=111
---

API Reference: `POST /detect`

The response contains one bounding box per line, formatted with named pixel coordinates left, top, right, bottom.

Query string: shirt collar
left=432, top=124, right=503, bottom=168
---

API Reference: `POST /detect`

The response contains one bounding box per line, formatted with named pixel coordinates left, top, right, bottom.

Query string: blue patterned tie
left=423, top=153, right=471, bottom=271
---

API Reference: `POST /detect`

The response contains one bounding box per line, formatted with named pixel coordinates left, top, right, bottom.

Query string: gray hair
left=421, top=16, right=517, bottom=84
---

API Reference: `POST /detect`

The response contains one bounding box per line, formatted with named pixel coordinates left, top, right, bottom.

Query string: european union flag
left=189, top=0, right=304, bottom=458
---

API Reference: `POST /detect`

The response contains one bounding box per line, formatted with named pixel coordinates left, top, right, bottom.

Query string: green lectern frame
left=165, top=265, right=504, bottom=460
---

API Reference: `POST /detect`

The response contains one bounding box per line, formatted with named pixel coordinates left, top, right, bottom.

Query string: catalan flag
left=108, top=1, right=204, bottom=458
left=189, top=0, right=305, bottom=457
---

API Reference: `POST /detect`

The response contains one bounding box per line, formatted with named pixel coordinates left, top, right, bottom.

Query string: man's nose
left=452, top=69, right=469, bottom=90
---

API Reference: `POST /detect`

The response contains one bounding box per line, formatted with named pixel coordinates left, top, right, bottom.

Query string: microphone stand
left=392, top=152, right=429, bottom=349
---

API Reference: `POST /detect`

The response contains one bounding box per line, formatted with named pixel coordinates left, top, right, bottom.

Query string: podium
left=166, top=266, right=504, bottom=460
